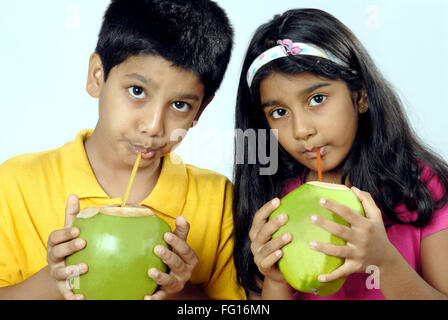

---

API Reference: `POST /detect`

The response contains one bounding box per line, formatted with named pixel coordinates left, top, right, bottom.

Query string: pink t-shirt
left=281, top=165, right=448, bottom=300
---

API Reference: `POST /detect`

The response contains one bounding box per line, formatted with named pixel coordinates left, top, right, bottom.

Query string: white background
left=0, top=0, right=447, bottom=181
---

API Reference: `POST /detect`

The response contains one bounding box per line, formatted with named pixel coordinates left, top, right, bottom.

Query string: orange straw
left=316, top=149, right=323, bottom=182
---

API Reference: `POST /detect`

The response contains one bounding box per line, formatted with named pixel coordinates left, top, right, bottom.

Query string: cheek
left=325, top=109, right=358, bottom=145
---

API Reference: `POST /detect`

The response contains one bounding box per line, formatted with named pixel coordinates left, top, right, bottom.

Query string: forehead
left=260, top=72, right=348, bottom=99
left=113, top=54, right=205, bottom=95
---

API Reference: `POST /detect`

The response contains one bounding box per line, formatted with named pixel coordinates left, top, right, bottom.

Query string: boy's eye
left=309, top=95, right=327, bottom=107
left=172, top=101, right=191, bottom=113
left=271, top=108, right=289, bottom=119
left=128, top=86, right=146, bottom=99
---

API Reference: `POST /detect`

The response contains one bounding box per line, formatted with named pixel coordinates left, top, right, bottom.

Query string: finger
left=53, top=263, right=88, bottom=281
left=172, top=216, right=189, bottom=241
left=249, top=198, right=280, bottom=241
left=310, top=215, right=353, bottom=241
left=145, top=290, right=168, bottom=300
left=258, top=233, right=292, bottom=258
left=163, top=233, right=198, bottom=266
left=64, top=194, right=80, bottom=228
left=148, top=268, right=178, bottom=290
left=48, top=238, right=86, bottom=263
left=309, top=240, right=350, bottom=259
left=48, top=227, right=79, bottom=247
left=318, top=263, right=353, bottom=283
left=351, top=187, right=383, bottom=222
left=155, top=245, right=189, bottom=273
left=253, top=213, right=288, bottom=250
left=259, top=250, right=283, bottom=274
left=320, top=198, right=364, bottom=226
left=63, top=291, right=85, bottom=300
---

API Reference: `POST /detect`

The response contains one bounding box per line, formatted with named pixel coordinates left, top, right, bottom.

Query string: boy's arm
left=165, top=281, right=209, bottom=300
left=0, top=266, right=62, bottom=300
left=0, top=195, right=87, bottom=300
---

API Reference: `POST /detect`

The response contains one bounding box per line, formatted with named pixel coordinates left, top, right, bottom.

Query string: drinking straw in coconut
left=316, top=149, right=323, bottom=182
left=122, top=151, right=142, bottom=207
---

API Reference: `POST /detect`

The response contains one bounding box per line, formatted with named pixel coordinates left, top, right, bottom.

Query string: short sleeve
left=0, top=163, right=22, bottom=287
left=201, top=180, right=247, bottom=300
left=422, top=169, right=448, bottom=238
left=422, top=204, right=448, bottom=238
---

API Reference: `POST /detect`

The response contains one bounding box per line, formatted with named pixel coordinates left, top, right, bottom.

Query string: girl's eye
left=309, top=95, right=327, bottom=107
left=271, top=108, right=289, bottom=119
left=172, top=101, right=191, bottom=113
left=128, top=86, right=146, bottom=99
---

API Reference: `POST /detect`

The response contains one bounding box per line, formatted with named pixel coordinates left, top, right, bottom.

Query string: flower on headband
left=277, top=39, right=302, bottom=55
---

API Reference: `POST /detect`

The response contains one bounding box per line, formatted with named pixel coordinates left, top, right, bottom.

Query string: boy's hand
left=46, top=194, right=88, bottom=300
left=145, top=216, right=199, bottom=300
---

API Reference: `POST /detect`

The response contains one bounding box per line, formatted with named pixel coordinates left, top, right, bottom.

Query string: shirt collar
left=60, top=129, right=108, bottom=199
left=60, top=129, right=188, bottom=218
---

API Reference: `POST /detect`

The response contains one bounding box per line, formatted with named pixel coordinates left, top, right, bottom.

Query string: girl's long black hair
left=233, top=9, right=448, bottom=295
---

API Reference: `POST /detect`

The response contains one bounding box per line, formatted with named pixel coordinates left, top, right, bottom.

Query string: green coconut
left=65, top=205, right=171, bottom=300
left=270, top=181, right=365, bottom=296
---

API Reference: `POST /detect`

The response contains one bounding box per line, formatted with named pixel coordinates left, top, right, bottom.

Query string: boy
left=0, top=0, right=245, bottom=300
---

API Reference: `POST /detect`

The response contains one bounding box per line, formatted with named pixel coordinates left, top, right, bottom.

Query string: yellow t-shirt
left=0, top=129, right=246, bottom=300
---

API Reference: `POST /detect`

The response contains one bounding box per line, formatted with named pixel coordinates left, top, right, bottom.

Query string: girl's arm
left=261, top=277, right=295, bottom=300
left=378, top=228, right=448, bottom=300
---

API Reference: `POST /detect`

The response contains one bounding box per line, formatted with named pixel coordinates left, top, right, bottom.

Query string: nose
left=291, top=112, right=316, bottom=141
left=137, top=104, right=165, bottom=137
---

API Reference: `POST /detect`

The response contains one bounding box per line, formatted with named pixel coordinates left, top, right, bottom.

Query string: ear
left=192, top=95, right=215, bottom=127
left=356, top=89, right=369, bottom=114
left=86, top=53, right=105, bottom=98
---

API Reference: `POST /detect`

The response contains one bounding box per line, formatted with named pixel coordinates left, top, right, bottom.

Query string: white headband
left=246, top=39, right=351, bottom=87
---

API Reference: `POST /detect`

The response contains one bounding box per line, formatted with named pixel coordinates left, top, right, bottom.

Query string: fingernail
left=275, top=250, right=282, bottom=257
left=310, top=215, right=318, bottom=222
left=150, top=269, right=159, bottom=278
left=272, top=198, right=280, bottom=206
left=155, top=245, right=165, bottom=255
left=76, top=239, right=85, bottom=248
left=164, top=232, right=174, bottom=241
left=309, top=240, right=318, bottom=248
left=176, top=216, right=187, bottom=224
left=82, top=262, right=89, bottom=270
left=277, top=214, right=287, bottom=222
left=320, top=198, right=327, bottom=206
left=282, top=233, right=290, bottom=241
left=318, top=275, right=327, bottom=282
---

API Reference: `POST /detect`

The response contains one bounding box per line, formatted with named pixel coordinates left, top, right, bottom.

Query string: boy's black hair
left=96, top=0, right=234, bottom=101
left=233, top=8, right=448, bottom=295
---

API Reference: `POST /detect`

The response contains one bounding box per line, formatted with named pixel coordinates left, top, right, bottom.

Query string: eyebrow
left=126, top=73, right=154, bottom=86
left=261, top=82, right=331, bottom=108
left=125, top=73, right=201, bottom=102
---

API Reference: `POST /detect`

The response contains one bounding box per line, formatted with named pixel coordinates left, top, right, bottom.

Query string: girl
left=233, top=8, right=448, bottom=299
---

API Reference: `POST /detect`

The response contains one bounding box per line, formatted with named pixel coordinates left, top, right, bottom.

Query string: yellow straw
left=122, top=152, right=142, bottom=207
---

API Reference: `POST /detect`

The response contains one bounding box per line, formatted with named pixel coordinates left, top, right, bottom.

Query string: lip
left=303, top=146, right=327, bottom=159
left=129, top=142, right=164, bottom=160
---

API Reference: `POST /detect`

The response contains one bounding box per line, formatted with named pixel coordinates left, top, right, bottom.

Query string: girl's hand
left=145, top=216, right=199, bottom=300
left=249, top=198, right=292, bottom=283
left=309, top=187, right=396, bottom=283
left=47, top=194, right=88, bottom=300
